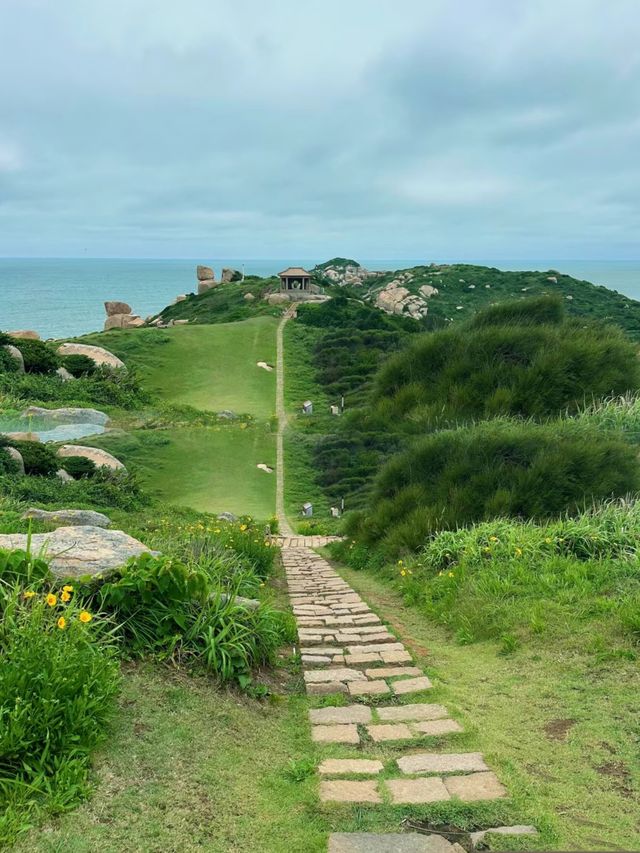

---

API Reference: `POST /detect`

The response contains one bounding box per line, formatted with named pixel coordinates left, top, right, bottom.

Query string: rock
left=0, top=526, right=155, bottom=579
left=57, top=445, right=125, bottom=471
left=197, top=265, right=215, bottom=281
left=547, top=275, right=558, bottom=283
left=218, top=593, right=260, bottom=610
left=221, top=268, right=241, bottom=283
left=217, top=511, right=238, bottom=522
left=173, top=319, right=189, bottom=325
left=22, top=406, right=109, bottom=426
left=174, top=295, right=187, bottom=303
left=7, top=330, right=40, bottom=340
left=56, top=469, right=74, bottom=482
left=217, top=411, right=237, bottom=420
left=469, top=825, right=538, bottom=845
left=104, top=313, right=144, bottom=331
left=267, top=292, right=289, bottom=305
left=256, top=361, right=273, bottom=371
left=419, top=285, right=439, bottom=298
left=328, top=833, right=460, bottom=852
left=3, top=344, right=25, bottom=372
left=21, top=508, right=112, bottom=528
left=244, top=292, right=255, bottom=301
left=56, top=366, right=75, bottom=382
left=5, top=447, right=24, bottom=475
left=57, top=343, right=125, bottom=370
left=4, top=431, right=39, bottom=442
left=198, top=279, right=216, bottom=294
left=256, top=463, right=273, bottom=473
left=104, top=301, right=132, bottom=316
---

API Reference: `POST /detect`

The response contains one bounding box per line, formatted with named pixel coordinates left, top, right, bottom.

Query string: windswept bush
left=0, top=469, right=148, bottom=511
left=61, top=455, right=98, bottom=479
left=12, top=339, right=60, bottom=374
left=372, top=300, right=640, bottom=428
left=62, top=354, right=97, bottom=377
left=360, top=418, right=640, bottom=553
left=10, top=440, right=58, bottom=476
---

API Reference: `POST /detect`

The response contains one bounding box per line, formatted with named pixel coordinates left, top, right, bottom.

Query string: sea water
left=1, top=257, right=639, bottom=339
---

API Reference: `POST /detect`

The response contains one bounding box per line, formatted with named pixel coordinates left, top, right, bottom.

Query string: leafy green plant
left=60, top=455, right=97, bottom=479
left=10, top=441, right=59, bottom=476
left=12, top=339, right=60, bottom=374
left=62, top=354, right=96, bottom=377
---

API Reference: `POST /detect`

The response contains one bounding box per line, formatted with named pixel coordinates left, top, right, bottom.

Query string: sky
left=0, top=0, right=639, bottom=259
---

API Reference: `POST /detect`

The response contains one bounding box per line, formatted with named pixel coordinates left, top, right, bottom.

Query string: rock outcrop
left=315, top=261, right=385, bottom=288
left=7, top=330, right=40, bottom=340
left=3, top=345, right=25, bottom=372
left=5, top=447, right=24, bottom=475
left=0, top=526, right=154, bottom=579
left=22, top=406, right=109, bottom=426
left=104, top=301, right=132, bottom=316
left=221, top=268, right=242, bottom=283
left=21, top=508, right=112, bottom=528
left=197, top=265, right=215, bottom=281
left=374, top=272, right=435, bottom=319
left=57, top=343, right=126, bottom=370
left=57, top=445, right=125, bottom=471
left=104, top=314, right=145, bottom=330
left=267, top=293, right=289, bottom=305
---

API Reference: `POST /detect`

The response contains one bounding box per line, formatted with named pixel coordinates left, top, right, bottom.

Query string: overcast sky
left=1, top=0, right=639, bottom=259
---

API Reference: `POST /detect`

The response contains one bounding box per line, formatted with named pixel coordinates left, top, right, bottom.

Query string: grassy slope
left=78, top=318, right=278, bottom=418
left=155, top=277, right=281, bottom=325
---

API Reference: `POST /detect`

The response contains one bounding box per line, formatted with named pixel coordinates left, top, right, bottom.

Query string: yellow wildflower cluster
left=22, top=587, right=93, bottom=628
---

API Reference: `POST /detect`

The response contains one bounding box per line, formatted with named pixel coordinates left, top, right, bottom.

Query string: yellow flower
left=400, top=569, right=406, bottom=576
left=397, top=559, right=403, bottom=565
left=79, top=610, right=92, bottom=623
left=448, top=571, right=454, bottom=577
left=544, top=537, right=552, bottom=544
left=515, top=547, right=523, bottom=557
left=438, top=571, right=444, bottom=576
left=63, top=585, right=73, bottom=592
left=239, top=524, right=248, bottom=531
left=489, top=536, right=498, bottom=542
left=23, top=590, right=36, bottom=599
left=46, top=593, right=57, bottom=607
left=57, top=616, right=66, bottom=630
left=61, top=591, right=71, bottom=603
left=214, top=528, right=221, bottom=534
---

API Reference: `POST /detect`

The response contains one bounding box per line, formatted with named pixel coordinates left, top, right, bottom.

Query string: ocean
left=1, top=258, right=639, bottom=339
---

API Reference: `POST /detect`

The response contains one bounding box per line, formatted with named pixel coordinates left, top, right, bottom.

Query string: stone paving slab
left=412, top=719, right=463, bottom=736
left=328, top=833, right=462, bottom=853
left=304, top=668, right=364, bottom=683
left=312, top=724, right=360, bottom=744
left=376, top=703, right=449, bottom=722
left=367, top=723, right=413, bottom=742
left=397, top=752, right=488, bottom=774
left=444, top=771, right=506, bottom=801
left=309, top=705, right=373, bottom=725
left=319, top=759, right=384, bottom=776
left=387, top=777, right=450, bottom=804
left=365, top=666, right=423, bottom=678
left=391, top=676, right=433, bottom=695
left=348, top=679, right=390, bottom=696
left=320, top=780, right=382, bottom=803
left=307, top=681, right=349, bottom=695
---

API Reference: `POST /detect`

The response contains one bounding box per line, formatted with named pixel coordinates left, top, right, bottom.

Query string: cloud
left=0, top=0, right=639, bottom=257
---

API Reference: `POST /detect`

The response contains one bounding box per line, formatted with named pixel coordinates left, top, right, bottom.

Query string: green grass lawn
left=92, top=427, right=276, bottom=518
left=78, top=317, right=278, bottom=418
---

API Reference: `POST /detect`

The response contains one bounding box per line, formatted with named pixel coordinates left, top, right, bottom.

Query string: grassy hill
left=154, top=277, right=281, bottom=325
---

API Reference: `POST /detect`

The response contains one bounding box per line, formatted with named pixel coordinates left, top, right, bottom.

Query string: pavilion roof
left=278, top=267, right=311, bottom=277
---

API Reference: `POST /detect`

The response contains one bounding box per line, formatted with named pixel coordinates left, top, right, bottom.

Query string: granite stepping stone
left=309, top=705, right=373, bottom=725
left=348, top=680, right=390, bottom=696
left=444, top=771, right=506, bottom=801
left=412, top=719, right=463, bottom=736
left=367, top=723, right=413, bottom=742
left=304, top=668, right=364, bottom=683
left=319, top=759, right=384, bottom=776
left=397, top=752, right=488, bottom=774
left=312, top=724, right=360, bottom=744
left=377, top=703, right=448, bottom=722
left=392, top=676, right=433, bottom=695
left=320, top=780, right=382, bottom=803
left=387, top=777, right=450, bottom=804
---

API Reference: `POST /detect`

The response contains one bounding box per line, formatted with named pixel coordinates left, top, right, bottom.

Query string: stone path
left=282, top=545, right=518, bottom=851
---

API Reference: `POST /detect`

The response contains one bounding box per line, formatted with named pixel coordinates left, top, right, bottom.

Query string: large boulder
left=244, top=292, right=256, bottom=301
left=56, top=366, right=75, bottom=382
left=57, top=445, right=125, bottom=471
left=57, top=343, right=125, bottom=370
left=22, top=406, right=109, bottom=426
left=4, top=431, right=39, bottom=442
left=3, top=344, right=25, bottom=372
left=104, top=301, right=132, bottom=316
left=5, top=447, right=24, bottom=475
left=0, top=526, right=154, bottom=579
left=198, top=279, right=216, bottom=295
left=221, top=268, right=241, bottom=283
left=104, top=314, right=144, bottom=331
left=267, top=292, right=289, bottom=306
left=7, top=330, right=40, bottom=340
left=197, top=265, right=215, bottom=281
left=21, top=508, right=112, bottom=528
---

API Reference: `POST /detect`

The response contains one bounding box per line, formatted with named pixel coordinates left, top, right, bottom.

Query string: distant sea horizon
left=1, top=257, right=639, bottom=339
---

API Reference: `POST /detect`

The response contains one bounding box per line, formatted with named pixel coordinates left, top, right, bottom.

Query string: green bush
left=62, top=354, right=96, bottom=377
left=0, top=469, right=148, bottom=511
left=14, top=339, right=60, bottom=374
left=0, top=345, right=19, bottom=375
left=373, top=304, right=640, bottom=428
left=10, top=441, right=59, bottom=476
left=61, top=455, right=97, bottom=479
left=468, top=294, right=565, bottom=328
left=0, top=366, right=149, bottom=409
left=0, top=583, right=119, bottom=846
left=362, top=418, right=640, bottom=553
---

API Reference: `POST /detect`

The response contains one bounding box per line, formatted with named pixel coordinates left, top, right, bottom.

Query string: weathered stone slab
left=302, top=654, right=332, bottom=664
left=312, top=724, right=360, bottom=744
left=381, top=650, right=412, bottom=664
left=345, top=653, right=382, bottom=665
left=307, top=681, right=349, bottom=696
left=348, top=643, right=405, bottom=655
left=320, top=780, right=381, bottom=803
left=348, top=680, right=390, bottom=696
left=367, top=724, right=413, bottom=742
left=397, top=753, right=488, bottom=775
left=57, top=343, right=125, bottom=370
left=387, top=777, right=450, bottom=804
left=365, top=667, right=422, bottom=679
left=309, top=705, right=372, bottom=725
left=304, top=668, right=363, bottom=684
left=392, top=676, right=433, bottom=695
left=328, top=833, right=459, bottom=853
left=377, top=704, right=449, bottom=723
left=469, top=825, right=538, bottom=845
left=412, top=719, right=463, bottom=736
left=319, top=759, right=383, bottom=776
left=444, top=771, right=506, bottom=801
left=21, top=508, right=112, bottom=528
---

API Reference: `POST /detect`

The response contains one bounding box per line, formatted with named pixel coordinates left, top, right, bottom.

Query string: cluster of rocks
left=317, top=262, right=384, bottom=288
left=196, top=264, right=242, bottom=295
left=103, top=301, right=144, bottom=331
left=374, top=272, right=438, bottom=319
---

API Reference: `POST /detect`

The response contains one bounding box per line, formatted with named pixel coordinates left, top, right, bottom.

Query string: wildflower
left=46, top=593, right=57, bottom=607
left=57, top=616, right=67, bottom=630
left=515, top=547, right=523, bottom=557
left=438, top=571, right=444, bottom=576
left=23, top=590, right=36, bottom=599
left=79, top=610, right=92, bottom=623
left=447, top=571, right=454, bottom=578
left=63, top=584, right=73, bottom=592
left=400, top=569, right=406, bottom=577
left=60, top=591, right=71, bottom=603
left=240, top=524, right=248, bottom=531
left=489, top=536, right=498, bottom=542
left=397, top=559, right=403, bottom=565
left=544, top=537, right=552, bottom=544
left=214, top=528, right=221, bottom=534
left=483, top=546, right=491, bottom=553
left=260, top=582, right=265, bottom=587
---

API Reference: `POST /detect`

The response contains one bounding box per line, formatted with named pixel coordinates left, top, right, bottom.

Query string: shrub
left=0, top=583, right=119, bottom=846
left=0, top=345, right=19, bottom=375
left=62, top=354, right=96, bottom=377
left=10, top=441, right=59, bottom=476
left=61, top=455, right=97, bottom=479
left=13, top=339, right=60, bottom=374
left=0, top=469, right=148, bottom=511
left=468, top=294, right=565, bottom=328
left=363, top=418, right=640, bottom=553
